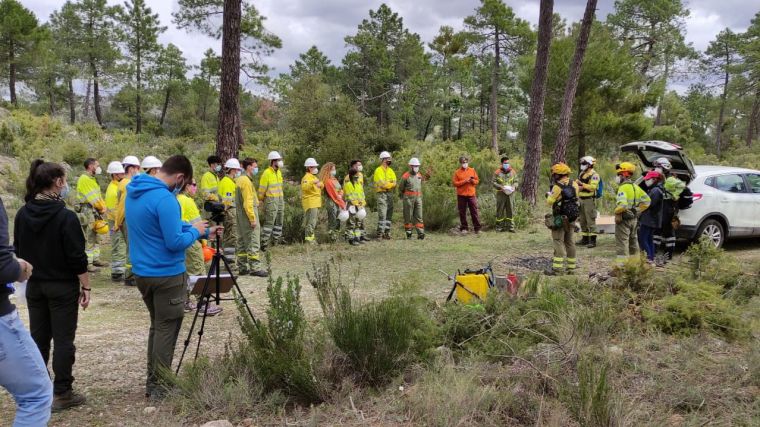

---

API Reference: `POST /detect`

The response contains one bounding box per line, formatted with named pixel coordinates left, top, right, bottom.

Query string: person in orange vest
left=452, top=155, right=481, bottom=234
left=398, top=157, right=424, bottom=239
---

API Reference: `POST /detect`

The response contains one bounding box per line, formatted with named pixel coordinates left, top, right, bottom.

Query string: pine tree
left=153, top=44, right=188, bottom=127
left=49, top=1, right=84, bottom=124
left=704, top=29, right=741, bottom=157
left=0, top=0, right=40, bottom=106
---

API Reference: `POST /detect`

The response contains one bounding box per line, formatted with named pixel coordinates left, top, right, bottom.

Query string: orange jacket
left=452, top=167, right=479, bottom=197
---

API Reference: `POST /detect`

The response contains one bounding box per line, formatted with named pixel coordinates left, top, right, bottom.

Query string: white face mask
left=412, top=166, right=419, bottom=173
left=615, top=175, right=624, bottom=184
left=580, top=164, right=588, bottom=171
left=356, top=165, right=363, bottom=172
left=94, top=166, right=102, bottom=175
left=277, top=160, right=284, bottom=168
left=330, top=169, right=337, bottom=176
left=310, top=167, right=319, bottom=175
left=644, top=179, right=654, bottom=187
left=462, top=163, right=469, bottom=169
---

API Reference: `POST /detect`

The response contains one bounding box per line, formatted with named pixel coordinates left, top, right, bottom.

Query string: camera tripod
left=175, top=233, right=258, bottom=374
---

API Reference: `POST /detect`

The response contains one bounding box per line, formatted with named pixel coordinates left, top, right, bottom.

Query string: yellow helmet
left=93, top=219, right=109, bottom=235
left=615, top=162, right=636, bottom=174
left=550, top=162, right=571, bottom=175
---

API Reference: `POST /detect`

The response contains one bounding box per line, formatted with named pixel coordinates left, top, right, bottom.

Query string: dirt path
left=2, top=226, right=759, bottom=426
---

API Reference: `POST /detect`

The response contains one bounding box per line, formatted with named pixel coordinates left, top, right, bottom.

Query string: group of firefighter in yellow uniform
left=72, top=150, right=685, bottom=300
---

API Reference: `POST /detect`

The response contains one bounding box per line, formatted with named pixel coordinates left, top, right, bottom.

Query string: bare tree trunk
left=521, top=0, right=554, bottom=205
left=553, top=0, right=596, bottom=164
left=90, top=59, right=104, bottom=127
left=83, top=79, right=92, bottom=118
left=747, top=88, right=760, bottom=147
left=8, top=44, right=17, bottom=106
left=160, top=87, right=171, bottom=126
left=489, top=29, right=500, bottom=152
left=715, top=49, right=730, bottom=158
left=136, top=46, right=142, bottom=134
left=216, top=0, right=243, bottom=159
left=47, top=78, right=56, bottom=115
left=66, top=78, right=77, bottom=125
left=654, top=52, right=670, bottom=126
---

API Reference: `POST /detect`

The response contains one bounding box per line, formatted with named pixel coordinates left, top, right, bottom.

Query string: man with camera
left=125, top=155, right=222, bottom=400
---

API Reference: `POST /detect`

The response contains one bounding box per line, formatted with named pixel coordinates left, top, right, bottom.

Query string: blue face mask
left=172, top=178, right=185, bottom=196
left=253, top=167, right=259, bottom=175
left=60, top=183, right=70, bottom=199
left=214, top=165, right=222, bottom=172
left=503, top=163, right=510, bottom=171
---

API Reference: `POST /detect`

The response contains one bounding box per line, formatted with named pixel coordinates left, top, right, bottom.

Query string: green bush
left=643, top=281, right=747, bottom=340
left=559, top=356, right=620, bottom=427
left=685, top=236, right=723, bottom=279
left=280, top=183, right=304, bottom=244
left=422, top=184, right=459, bottom=231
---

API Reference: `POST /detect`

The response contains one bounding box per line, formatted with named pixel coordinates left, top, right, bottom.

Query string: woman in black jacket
left=14, top=159, right=91, bottom=412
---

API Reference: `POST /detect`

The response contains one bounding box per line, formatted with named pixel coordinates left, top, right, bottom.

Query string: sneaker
left=184, top=301, right=197, bottom=313
left=92, top=260, right=108, bottom=267
left=250, top=270, right=268, bottom=278
left=52, top=390, right=86, bottom=412
left=460, top=229, right=469, bottom=235
left=198, top=303, right=223, bottom=316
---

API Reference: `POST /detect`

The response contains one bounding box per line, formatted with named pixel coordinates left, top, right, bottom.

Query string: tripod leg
left=194, top=292, right=212, bottom=361
left=219, top=252, right=258, bottom=326
left=175, top=256, right=218, bottom=374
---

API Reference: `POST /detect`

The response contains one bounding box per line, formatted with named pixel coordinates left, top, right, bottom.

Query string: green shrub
left=422, top=184, right=458, bottom=231
left=643, top=281, right=747, bottom=340
left=613, top=256, right=656, bottom=294
left=61, top=140, right=89, bottom=167
left=309, top=259, right=437, bottom=386
left=560, top=356, right=621, bottom=427
left=280, top=183, right=304, bottom=244
left=685, top=236, right=723, bottom=279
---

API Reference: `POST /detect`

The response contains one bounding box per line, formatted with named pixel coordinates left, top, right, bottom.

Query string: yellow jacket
left=177, top=193, right=203, bottom=224
left=615, top=181, right=651, bottom=214
left=546, top=177, right=579, bottom=206
left=200, top=171, right=220, bottom=202
left=258, top=167, right=284, bottom=201
left=301, top=172, right=323, bottom=209
left=235, top=174, right=257, bottom=223
left=343, top=179, right=366, bottom=207
left=577, top=169, right=600, bottom=198
left=76, top=174, right=106, bottom=213
left=218, top=176, right=237, bottom=207
left=105, top=179, right=120, bottom=220
left=372, top=166, right=397, bottom=192
left=114, top=177, right=131, bottom=228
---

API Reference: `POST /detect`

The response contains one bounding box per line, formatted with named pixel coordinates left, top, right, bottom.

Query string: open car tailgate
left=620, top=140, right=695, bottom=181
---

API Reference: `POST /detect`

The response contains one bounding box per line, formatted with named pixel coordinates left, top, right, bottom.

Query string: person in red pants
left=452, top=155, right=481, bottom=234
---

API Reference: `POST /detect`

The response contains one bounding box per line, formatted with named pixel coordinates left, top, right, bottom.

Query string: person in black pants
left=14, top=159, right=91, bottom=412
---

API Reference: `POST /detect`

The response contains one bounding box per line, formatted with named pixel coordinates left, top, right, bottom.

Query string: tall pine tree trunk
left=136, top=47, right=142, bottom=134
left=746, top=88, right=760, bottom=147
left=83, top=79, right=91, bottom=118
left=47, top=78, right=56, bottom=115
left=8, top=44, right=17, bottom=106
left=489, top=29, right=500, bottom=152
left=552, top=0, right=596, bottom=164
left=216, top=0, right=243, bottom=159
left=67, top=78, right=76, bottom=124
left=160, top=87, right=171, bottom=126
left=521, top=0, right=554, bottom=205
left=715, top=48, right=730, bottom=158
left=90, top=59, right=104, bottom=127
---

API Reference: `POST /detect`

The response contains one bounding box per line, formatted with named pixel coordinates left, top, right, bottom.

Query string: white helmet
left=304, top=158, right=318, bottom=167
left=106, top=161, right=125, bottom=174
left=356, top=207, right=367, bottom=220
left=338, top=210, right=349, bottom=222
left=408, top=157, right=421, bottom=166
left=122, top=155, right=140, bottom=167
left=267, top=151, right=282, bottom=161
left=580, top=156, right=595, bottom=165
left=141, top=156, right=162, bottom=169
left=224, top=158, right=241, bottom=170
left=654, top=157, right=672, bottom=171
left=379, top=151, right=391, bottom=160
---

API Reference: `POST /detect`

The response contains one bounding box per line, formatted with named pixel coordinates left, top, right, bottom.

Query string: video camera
left=204, top=201, right=226, bottom=223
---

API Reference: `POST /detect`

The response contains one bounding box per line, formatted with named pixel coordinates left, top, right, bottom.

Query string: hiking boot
left=52, top=390, right=86, bottom=412
left=238, top=268, right=250, bottom=276
left=360, top=235, right=371, bottom=242
left=406, top=232, right=413, bottom=240
left=577, top=236, right=589, bottom=246
left=566, top=269, right=576, bottom=275
left=198, top=303, right=222, bottom=317
left=418, top=234, right=425, bottom=240
left=383, top=233, right=392, bottom=240
left=358, top=238, right=366, bottom=244
left=507, top=228, right=516, bottom=233
left=349, top=238, right=360, bottom=246
left=250, top=270, right=268, bottom=278
left=92, top=260, right=108, bottom=268
left=124, top=277, right=136, bottom=287
left=543, top=269, right=562, bottom=276
left=459, top=229, right=469, bottom=235
left=111, top=274, right=124, bottom=283
left=587, top=235, right=597, bottom=248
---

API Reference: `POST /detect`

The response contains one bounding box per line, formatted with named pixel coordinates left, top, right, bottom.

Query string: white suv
left=621, top=141, right=760, bottom=248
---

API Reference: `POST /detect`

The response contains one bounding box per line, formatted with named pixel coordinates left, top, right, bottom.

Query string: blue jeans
left=0, top=309, right=53, bottom=426
left=638, top=224, right=657, bottom=261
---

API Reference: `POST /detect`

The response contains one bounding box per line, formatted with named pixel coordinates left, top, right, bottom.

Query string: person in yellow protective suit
left=218, top=158, right=241, bottom=269
left=236, top=158, right=268, bottom=277
left=105, top=161, right=126, bottom=281
left=344, top=167, right=367, bottom=246
left=345, top=159, right=369, bottom=242
left=301, top=158, right=324, bottom=244
left=76, top=158, right=106, bottom=271
left=612, top=162, right=651, bottom=271
left=178, top=179, right=222, bottom=316
left=258, top=151, right=285, bottom=251
left=545, top=163, right=580, bottom=276
left=200, top=155, right=222, bottom=221
left=114, top=155, right=141, bottom=286
left=373, top=151, right=397, bottom=239
left=575, top=155, right=601, bottom=248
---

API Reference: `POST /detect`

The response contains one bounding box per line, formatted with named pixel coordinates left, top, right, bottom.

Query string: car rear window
left=707, top=174, right=747, bottom=193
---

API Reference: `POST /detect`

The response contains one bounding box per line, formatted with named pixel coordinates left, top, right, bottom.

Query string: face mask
left=235, top=171, right=242, bottom=178
left=615, top=175, right=624, bottom=184
left=253, top=167, right=259, bottom=175
left=645, top=179, right=654, bottom=187
left=330, top=169, right=337, bottom=177
left=386, top=161, right=392, bottom=166
left=655, top=167, right=664, bottom=174
left=502, top=163, right=510, bottom=171
left=311, top=167, right=319, bottom=175
left=580, top=164, right=588, bottom=171
left=277, top=160, right=284, bottom=169
left=356, top=165, right=363, bottom=172
left=95, top=166, right=102, bottom=175
left=462, top=163, right=469, bottom=169
left=60, top=183, right=70, bottom=199
left=412, top=166, right=419, bottom=173
left=214, top=165, right=222, bottom=172
left=172, top=177, right=184, bottom=196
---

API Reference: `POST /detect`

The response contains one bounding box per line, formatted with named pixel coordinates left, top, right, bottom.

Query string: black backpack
left=556, top=183, right=580, bottom=222
left=677, top=186, right=694, bottom=210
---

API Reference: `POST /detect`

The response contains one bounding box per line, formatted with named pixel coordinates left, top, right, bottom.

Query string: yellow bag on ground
left=454, top=273, right=490, bottom=304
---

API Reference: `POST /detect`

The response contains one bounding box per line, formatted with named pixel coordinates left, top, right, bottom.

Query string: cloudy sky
left=23, top=0, right=760, bottom=93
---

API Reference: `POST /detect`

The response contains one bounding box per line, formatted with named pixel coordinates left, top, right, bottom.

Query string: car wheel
left=696, top=219, right=725, bottom=248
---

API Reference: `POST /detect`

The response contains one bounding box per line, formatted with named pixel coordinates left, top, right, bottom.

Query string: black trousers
left=26, top=280, right=79, bottom=395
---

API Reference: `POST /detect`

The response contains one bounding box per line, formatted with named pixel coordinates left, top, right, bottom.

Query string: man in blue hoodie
left=125, top=155, right=221, bottom=400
